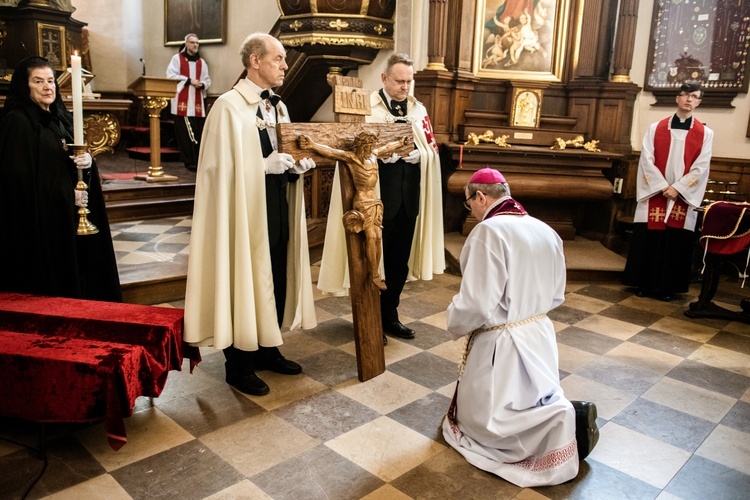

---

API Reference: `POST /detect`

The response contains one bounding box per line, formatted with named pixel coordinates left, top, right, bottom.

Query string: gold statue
left=550, top=135, right=600, bottom=151
left=550, top=137, right=567, bottom=150
left=466, top=129, right=511, bottom=148
left=494, top=134, right=511, bottom=148
left=584, top=140, right=601, bottom=152
left=298, top=132, right=410, bottom=290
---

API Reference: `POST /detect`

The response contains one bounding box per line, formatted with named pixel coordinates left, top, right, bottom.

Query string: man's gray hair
left=386, top=53, right=413, bottom=72
left=184, top=33, right=198, bottom=42
left=466, top=181, right=511, bottom=199
left=240, top=33, right=272, bottom=68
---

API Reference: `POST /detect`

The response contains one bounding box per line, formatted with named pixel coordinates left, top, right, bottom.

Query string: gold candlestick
left=70, top=144, right=99, bottom=235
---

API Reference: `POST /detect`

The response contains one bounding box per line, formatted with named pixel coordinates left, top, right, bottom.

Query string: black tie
left=260, top=89, right=281, bottom=107
left=390, top=99, right=407, bottom=117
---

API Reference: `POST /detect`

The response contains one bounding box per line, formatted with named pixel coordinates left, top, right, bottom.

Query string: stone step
left=104, top=183, right=195, bottom=223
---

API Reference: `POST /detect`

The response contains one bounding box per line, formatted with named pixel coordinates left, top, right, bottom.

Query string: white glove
left=381, top=152, right=400, bottom=164
left=74, top=189, right=88, bottom=207
left=402, top=148, right=421, bottom=164
left=264, top=151, right=294, bottom=174
left=289, top=157, right=316, bottom=174
left=70, top=152, right=93, bottom=169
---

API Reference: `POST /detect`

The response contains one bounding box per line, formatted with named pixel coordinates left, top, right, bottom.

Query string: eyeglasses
left=464, top=193, right=477, bottom=211
left=679, top=93, right=702, bottom=101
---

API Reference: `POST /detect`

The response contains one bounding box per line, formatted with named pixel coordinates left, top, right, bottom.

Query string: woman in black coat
left=0, top=56, right=121, bottom=301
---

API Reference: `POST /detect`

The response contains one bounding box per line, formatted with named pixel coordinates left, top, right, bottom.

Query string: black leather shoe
left=255, top=355, right=302, bottom=375
left=383, top=335, right=388, bottom=345
left=225, top=364, right=269, bottom=396
left=383, top=321, right=415, bottom=339
left=635, top=288, right=648, bottom=298
left=660, top=293, right=674, bottom=302
left=572, top=400, right=599, bottom=460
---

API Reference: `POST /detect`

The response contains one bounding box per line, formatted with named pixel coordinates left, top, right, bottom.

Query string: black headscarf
left=1, top=56, right=74, bottom=141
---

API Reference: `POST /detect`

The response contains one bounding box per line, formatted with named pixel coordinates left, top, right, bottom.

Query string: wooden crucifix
left=278, top=75, right=412, bottom=381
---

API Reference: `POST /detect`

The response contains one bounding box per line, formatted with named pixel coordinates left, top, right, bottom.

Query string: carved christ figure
left=298, top=131, right=410, bottom=290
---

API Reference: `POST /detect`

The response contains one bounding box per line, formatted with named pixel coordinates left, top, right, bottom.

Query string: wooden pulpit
left=127, top=76, right=179, bottom=182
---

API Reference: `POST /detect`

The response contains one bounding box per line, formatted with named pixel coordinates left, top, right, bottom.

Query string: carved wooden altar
left=446, top=135, right=620, bottom=240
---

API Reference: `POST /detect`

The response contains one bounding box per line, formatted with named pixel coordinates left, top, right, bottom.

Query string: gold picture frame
left=36, top=23, right=67, bottom=72
left=164, top=0, right=227, bottom=46
left=473, top=0, right=570, bottom=81
left=509, top=87, right=542, bottom=128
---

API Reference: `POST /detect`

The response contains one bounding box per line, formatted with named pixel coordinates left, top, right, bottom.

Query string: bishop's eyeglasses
left=464, top=192, right=477, bottom=211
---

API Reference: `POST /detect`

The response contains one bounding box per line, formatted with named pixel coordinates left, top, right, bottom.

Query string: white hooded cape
left=317, top=91, right=445, bottom=296
left=184, top=79, right=316, bottom=351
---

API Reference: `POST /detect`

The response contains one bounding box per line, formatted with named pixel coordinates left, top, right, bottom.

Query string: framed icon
left=36, top=23, right=66, bottom=72
left=509, top=87, right=542, bottom=128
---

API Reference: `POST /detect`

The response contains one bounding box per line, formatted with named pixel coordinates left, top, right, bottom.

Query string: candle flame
left=74, top=50, right=79, bottom=57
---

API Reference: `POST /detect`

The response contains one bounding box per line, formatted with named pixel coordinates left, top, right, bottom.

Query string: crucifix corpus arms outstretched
left=298, top=133, right=410, bottom=289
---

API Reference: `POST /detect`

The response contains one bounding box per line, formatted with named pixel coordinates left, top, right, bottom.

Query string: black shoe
left=225, top=364, right=269, bottom=396
left=635, top=288, right=648, bottom=297
left=383, top=335, right=388, bottom=345
left=660, top=293, right=674, bottom=302
left=572, top=400, right=599, bottom=460
left=255, top=355, right=302, bottom=375
left=383, top=320, right=415, bottom=339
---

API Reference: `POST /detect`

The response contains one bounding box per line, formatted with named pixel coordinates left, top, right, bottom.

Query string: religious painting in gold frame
left=473, top=0, right=570, bottom=81
left=164, top=0, right=227, bottom=46
left=36, top=23, right=66, bottom=72
left=509, top=87, right=542, bottom=128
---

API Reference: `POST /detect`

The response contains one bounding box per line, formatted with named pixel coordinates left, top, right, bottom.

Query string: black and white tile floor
left=1, top=216, right=749, bottom=499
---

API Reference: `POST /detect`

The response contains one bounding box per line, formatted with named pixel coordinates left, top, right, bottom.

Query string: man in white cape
left=442, top=168, right=598, bottom=487
left=318, top=53, right=444, bottom=342
left=184, top=33, right=317, bottom=396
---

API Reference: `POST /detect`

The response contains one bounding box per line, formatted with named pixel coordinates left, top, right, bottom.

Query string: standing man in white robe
left=184, top=33, right=317, bottom=396
left=442, top=168, right=598, bottom=487
left=166, top=33, right=211, bottom=172
left=318, top=53, right=444, bottom=343
left=623, top=81, right=713, bottom=301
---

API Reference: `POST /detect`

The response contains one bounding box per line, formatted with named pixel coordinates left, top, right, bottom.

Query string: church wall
left=629, top=0, right=750, bottom=160
left=72, top=0, right=750, bottom=160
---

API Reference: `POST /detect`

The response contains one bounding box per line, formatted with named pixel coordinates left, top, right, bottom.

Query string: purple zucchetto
left=469, top=167, right=506, bottom=184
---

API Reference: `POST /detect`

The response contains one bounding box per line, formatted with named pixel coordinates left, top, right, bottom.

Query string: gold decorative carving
left=466, top=130, right=511, bottom=148
left=289, top=20, right=303, bottom=31
left=281, top=34, right=393, bottom=49
left=0, top=20, right=7, bottom=47
left=373, top=24, right=386, bottom=35
left=142, top=97, right=170, bottom=117
left=84, top=112, right=121, bottom=157
left=550, top=135, right=601, bottom=152
left=329, top=19, right=350, bottom=31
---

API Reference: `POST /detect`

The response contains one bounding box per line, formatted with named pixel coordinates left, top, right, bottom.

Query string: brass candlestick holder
left=71, top=144, right=99, bottom=235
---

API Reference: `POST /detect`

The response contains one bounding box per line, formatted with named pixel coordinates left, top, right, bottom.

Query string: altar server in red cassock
left=623, top=82, right=713, bottom=301
left=166, top=33, right=211, bottom=172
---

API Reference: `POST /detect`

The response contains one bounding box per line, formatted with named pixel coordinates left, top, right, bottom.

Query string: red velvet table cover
left=0, top=293, right=201, bottom=450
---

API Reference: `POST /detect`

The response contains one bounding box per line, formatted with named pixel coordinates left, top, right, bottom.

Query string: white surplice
left=442, top=210, right=579, bottom=487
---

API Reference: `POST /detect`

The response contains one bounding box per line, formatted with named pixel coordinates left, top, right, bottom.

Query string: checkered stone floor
left=1, top=216, right=749, bottom=499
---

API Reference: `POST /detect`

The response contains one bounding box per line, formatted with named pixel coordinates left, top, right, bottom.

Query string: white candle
left=71, top=52, right=84, bottom=145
